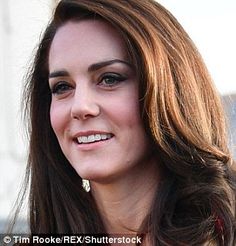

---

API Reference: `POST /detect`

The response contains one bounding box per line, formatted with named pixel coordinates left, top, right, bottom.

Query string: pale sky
left=5, top=0, right=236, bottom=96
left=158, top=0, right=236, bottom=95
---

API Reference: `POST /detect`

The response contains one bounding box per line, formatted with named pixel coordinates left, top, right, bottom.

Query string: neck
left=90, top=159, right=160, bottom=234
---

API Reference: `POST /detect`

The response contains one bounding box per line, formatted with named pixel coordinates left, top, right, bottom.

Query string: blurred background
left=0, top=0, right=235, bottom=233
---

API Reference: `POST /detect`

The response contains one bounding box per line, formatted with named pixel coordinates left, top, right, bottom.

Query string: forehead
left=49, top=20, right=127, bottom=71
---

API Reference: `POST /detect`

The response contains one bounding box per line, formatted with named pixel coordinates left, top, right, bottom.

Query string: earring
left=82, top=179, right=90, bottom=192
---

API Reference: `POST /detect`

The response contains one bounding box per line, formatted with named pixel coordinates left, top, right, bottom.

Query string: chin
left=73, top=165, right=112, bottom=182
left=78, top=167, right=125, bottom=184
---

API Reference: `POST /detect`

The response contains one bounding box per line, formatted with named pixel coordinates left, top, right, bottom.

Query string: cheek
left=111, top=93, right=141, bottom=127
left=49, top=101, right=68, bottom=137
left=104, top=88, right=142, bottom=128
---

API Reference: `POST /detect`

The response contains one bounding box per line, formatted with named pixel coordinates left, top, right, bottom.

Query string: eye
left=51, top=81, right=73, bottom=95
left=98, top=73, right=127, bottom=87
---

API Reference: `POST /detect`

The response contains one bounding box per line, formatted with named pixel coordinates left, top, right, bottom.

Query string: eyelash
left=98, top=73, right=127, bottom=87
left=50, top=73, right=127, bottom=95
left=51, top=81, right=73, bottom=95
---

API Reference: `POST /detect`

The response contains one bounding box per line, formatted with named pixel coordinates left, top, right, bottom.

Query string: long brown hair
left=13, top=0, right=236, bottom=245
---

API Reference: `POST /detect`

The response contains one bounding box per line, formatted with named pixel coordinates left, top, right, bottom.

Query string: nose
left=70, top=84, right=100, bottom=120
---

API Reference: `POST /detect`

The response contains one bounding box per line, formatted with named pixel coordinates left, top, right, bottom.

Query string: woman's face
left=49, top=20, right=153, bottom=182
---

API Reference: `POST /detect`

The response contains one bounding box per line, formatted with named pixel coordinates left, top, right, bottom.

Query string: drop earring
left=82, top=179, right=90, bottom=192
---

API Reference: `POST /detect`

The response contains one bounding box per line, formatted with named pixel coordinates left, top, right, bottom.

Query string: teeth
left=88, top=135, right=95, bottom=142
left=81, top=136, right=87, bottom=143
left=77, top=133, right=112, bottom=144
left=94, top=134, right=101, bottom=141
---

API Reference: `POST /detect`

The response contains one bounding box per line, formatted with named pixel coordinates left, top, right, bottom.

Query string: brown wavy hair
left=11, top=0, right=236, bottom=245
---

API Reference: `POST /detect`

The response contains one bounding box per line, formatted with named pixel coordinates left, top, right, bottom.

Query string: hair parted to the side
left=12, top=0, right=236, bottom=245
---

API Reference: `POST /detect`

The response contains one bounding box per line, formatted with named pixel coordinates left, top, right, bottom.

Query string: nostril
left=70, top=102, right=101, bottom=120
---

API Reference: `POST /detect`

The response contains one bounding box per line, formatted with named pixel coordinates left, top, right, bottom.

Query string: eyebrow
left=48, top=59, right=133, bottom=79
left=88, top=59, right=132, bottom=72
left=49, top=70, right=69, bottom=78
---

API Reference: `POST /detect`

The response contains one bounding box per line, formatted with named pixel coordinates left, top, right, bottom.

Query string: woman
left=14, top=0, right=236, bottom=245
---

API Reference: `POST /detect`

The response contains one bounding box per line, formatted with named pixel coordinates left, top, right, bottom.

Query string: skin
left=49, top=20, right=160, bottom=234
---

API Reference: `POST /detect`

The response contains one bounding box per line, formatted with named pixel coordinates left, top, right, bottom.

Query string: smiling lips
left=76, top=133, right=113, bottom=144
